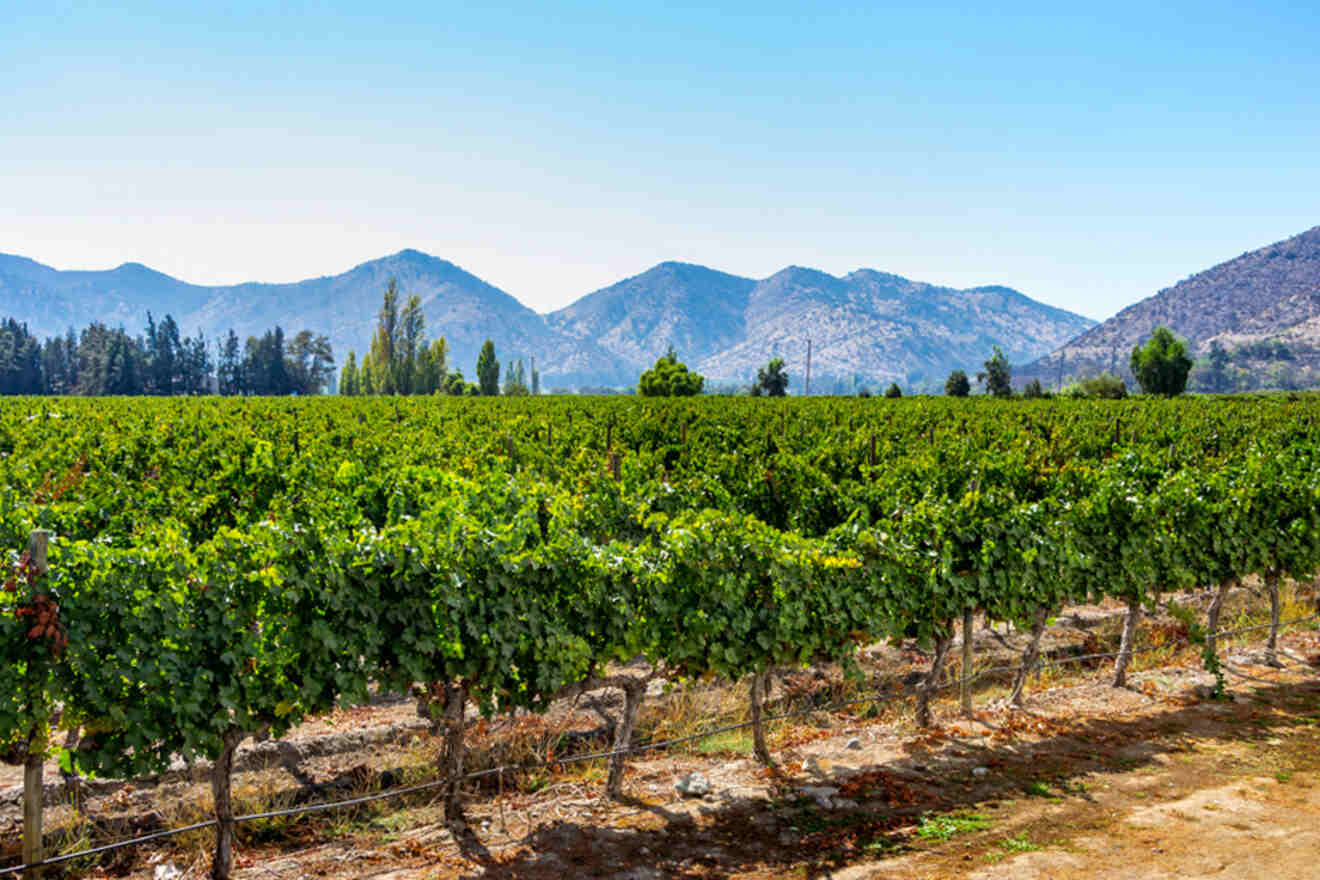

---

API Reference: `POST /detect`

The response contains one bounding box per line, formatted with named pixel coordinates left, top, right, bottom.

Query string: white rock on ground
left=675, top=771, right=711, bottom=797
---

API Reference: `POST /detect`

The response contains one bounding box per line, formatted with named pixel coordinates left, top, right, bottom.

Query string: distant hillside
left=1019, top=225, right=1320, bottom=389
left=0, top=255, right=211, bottom=333
left=0, top=250, right=628, bottom=386
left=699, top=268, right=1094, bottom=388
left=0, top=249, right=1093, bottom=390
left=547, top=262, right=755, bottom=366
left=550, top=263, right=1093, bottom=389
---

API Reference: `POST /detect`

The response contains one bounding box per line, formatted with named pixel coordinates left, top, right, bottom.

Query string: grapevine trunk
left=916, top=635, right=952, bottom=728
left=606, top=678, right=645, bottom=799
left=211, top=727, right=242, bottom=880
left=1113, top=599, right=1141, bottom=688
left=1009, top=605, right=1049, bottom=707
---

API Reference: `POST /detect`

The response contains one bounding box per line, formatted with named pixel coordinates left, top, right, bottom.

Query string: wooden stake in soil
left=23, top=529, right=51, bottom=880
left=1113, top=598, right=1141, bottom=688
left=916, top=635, right=952, bottom=728
left=749, top=671, right=773, bottom=767
left=1009, top=606, right=1049, bottom=707
left=960, top=608, right=974, bottom=717
left=211, top=727, right=243, bottom=880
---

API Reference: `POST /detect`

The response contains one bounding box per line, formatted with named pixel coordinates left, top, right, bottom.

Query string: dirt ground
left=6, top=590, right=1320, bottom=879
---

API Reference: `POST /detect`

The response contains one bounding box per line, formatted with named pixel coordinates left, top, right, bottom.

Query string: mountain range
left=1020, top=225, right=1320, bottom=388
left=0, top=250, right=1094, bottom=390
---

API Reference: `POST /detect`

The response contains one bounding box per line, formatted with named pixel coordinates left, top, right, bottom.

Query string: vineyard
left=4, top=395, right=1320, bottom=878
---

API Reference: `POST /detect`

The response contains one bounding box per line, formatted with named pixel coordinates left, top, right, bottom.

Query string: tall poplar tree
left=476, top=340, right=500, bottom=395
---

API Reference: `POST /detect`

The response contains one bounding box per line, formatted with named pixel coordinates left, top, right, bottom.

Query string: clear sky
left=5, top=1, right=1318, bottom=320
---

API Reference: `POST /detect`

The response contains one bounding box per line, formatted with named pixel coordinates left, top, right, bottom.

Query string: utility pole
left=804, top=339, right=812, bottom=397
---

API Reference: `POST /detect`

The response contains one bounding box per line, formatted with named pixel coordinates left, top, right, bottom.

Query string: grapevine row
left=4, top=395, right=1320, bottom=877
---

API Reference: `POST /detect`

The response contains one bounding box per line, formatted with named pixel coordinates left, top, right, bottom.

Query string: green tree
left=1022, top=378, right=1046, bottom=399
left=978, top=347, right=1013, bottom=398
left=503, top=358, right=530, bottom=396
left=358, top=354, right=379, bottom=395
left=755, top=357, right=789, bottom=397
left=944, top=369, right=971, bottom=397
left=638, top=347, right=704, bottom=397
left=0, top=319, right=46, bottom=394
left=287, top=330, right=335, bottom=395
left=1130, top=326, right=1193, bottom=396
left=240, top=328, right=292, bottom=395
left=884, top=382, right=902, bottom=398
left=400, top=295, right=426, bottom=392
left=1078, top=372, right=1128, bottom=399
left=417, top=337, right=449, bottom=394
left=476, top=339, right=500, bottom=395
left=340, top=351, right=360, bottom=396
left=1194, top=340, right=1233, bottom=393
left=365, top=279, right=402, bottom=394
left=217, top=330, right=242, bottom=395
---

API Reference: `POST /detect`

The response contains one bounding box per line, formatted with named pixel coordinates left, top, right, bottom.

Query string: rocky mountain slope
left=696, top=267, right=1092, bottom=388
left=1, top=250, right=1093, bottom=389
left=1019, top=225, right=1320, bottom=387
left=549, top=264, right=1093, bottom=388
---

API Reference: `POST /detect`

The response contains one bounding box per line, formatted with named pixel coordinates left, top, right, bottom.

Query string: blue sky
left=5, top=1, right=1319, bottom=319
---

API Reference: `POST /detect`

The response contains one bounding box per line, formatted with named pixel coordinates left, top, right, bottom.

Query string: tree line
left=338, top=280, right=540, bottom=396
left=0, top=313, right=334, bottom=396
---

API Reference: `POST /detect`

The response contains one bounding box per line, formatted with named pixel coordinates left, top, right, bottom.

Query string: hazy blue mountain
left=547, top=262, right=756, bottom=365
left=0, top=254, right=211, bottom=335
left=708, top=268, right=1094, bottom=387
left=1, top=249, right=1094, bottom=390
left=553, top=262, right=1095, bottom=388
left=0, top=250, right=628, bottom=385
left=1019, top=225, right=1320, bottom=388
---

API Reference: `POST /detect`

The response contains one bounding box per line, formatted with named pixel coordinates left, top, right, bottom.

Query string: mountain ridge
left=1019, top=225, right=1320, bottom=388
left=0, top=249, right=1094, bottom=389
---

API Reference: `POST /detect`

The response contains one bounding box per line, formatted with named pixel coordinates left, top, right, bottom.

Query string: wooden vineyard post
left=749, top=671, right=773, bottom=766
left=960, top=608, right=974, bottom=716
left=609, top=451, right=621, bottom=482
left=24, top=529, right=52, bottom=880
